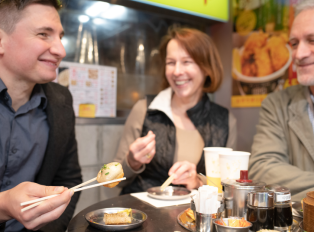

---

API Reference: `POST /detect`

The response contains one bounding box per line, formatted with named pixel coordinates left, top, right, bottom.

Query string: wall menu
left=56, top=62, right=117, bottom=117
left=131, top=0, right=229, bottom=22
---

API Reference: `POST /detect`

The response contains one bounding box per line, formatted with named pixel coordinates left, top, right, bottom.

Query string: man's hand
left=0, top=182, right=73, bottom=230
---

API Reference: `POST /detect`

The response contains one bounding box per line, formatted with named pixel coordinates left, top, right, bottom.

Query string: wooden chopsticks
left=160, top=174, right=176, bottom=191
left=20, top=177, right=126, bottom=212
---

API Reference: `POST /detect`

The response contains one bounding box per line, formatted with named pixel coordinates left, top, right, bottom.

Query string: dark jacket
left=122, top=93, right=229, bottom=194
left=33, top=82, right=82, bottom=232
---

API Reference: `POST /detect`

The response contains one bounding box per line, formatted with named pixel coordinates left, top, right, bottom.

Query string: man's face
left=0, top=4, right=66, bottom=84
left=290, top=8, right=314, bottom=86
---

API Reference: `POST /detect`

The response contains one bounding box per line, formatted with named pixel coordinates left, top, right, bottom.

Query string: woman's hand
left=169, top=161, right=203, bottom=190
left=127, top=131, right=156, bottom=171
left=0, top=182, right=73, bottom=230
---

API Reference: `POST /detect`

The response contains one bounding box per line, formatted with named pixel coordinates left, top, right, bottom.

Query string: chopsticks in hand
left=160, top=174, right=176, bottom=191
left=20, top=177, right=126, bottom=212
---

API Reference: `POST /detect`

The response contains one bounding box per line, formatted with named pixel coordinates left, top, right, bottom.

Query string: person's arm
left=226, top=112, right=237, bottom=150
left=0, top=182, right=73, bottom=231
left=114, top=99, right=149, bottom=187
left=249, top=95, right=314, bottom=201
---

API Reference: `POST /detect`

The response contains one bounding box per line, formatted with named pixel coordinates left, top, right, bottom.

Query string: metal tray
left=85, top=207, right=147, bottom=231
left=147, top=186, right=191, bottom=200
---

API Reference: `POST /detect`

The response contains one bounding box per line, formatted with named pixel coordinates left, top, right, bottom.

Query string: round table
left=68, top=194, right=190, bottom=232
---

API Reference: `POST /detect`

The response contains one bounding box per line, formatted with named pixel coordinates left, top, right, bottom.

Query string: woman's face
left=165, top=39, right=205, bottom=101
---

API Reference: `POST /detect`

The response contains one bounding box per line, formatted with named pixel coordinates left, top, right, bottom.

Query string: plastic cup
left=204, top=147, right=233, bottom=193
left=219, top=151, right=251, bottom=181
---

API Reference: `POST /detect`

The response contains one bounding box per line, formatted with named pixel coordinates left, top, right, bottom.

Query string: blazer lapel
left=36, top=83, right=67, bottom=184
left=288, top=86, right=314, bottom=161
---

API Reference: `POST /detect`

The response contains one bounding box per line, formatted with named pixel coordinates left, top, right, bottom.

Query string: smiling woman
left=113, top=26, right=237, bottom=194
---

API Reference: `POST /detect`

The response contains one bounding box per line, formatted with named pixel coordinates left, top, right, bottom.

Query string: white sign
left=56, top=61, right=117, bottom=117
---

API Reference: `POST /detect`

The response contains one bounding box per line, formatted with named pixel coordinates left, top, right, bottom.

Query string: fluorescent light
left=86, top=2, right=110, bottom=17
left=101, top=5, right=126, bottom=19
left=139, top=44, right=144, bottom=51
left=93, top=18, right=105, bottom=25
left=78, top=15, right=90, bottom=23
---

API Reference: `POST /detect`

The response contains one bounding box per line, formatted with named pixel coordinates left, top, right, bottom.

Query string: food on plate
left=237, top=31, right=290, bottom=77
left=254, top=47, right=273, bottom=76
left=103, top=208, right=132, bottom=225
left=267, top=36, right=290, bottom=71
left=215, top=218, right=227, bottom=226
left=215, top=217, right=251, bottom=227
left=179, top=208, right=195, bottom=224
left=228, top=218, right=251, bottom=227
left=97, top=162, right=124, bottom=188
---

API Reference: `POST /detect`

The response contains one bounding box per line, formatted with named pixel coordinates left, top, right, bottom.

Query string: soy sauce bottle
left=247, top=191, right=275, bottom=231
left=266, top=185, right=293, bottom=229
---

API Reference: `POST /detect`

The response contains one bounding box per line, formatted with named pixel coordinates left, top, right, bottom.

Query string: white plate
left=85, top=207, right=147, bottom=231
left=233, top=44, right=292, bottom=83
left=147, top=186, right=191, bottom=200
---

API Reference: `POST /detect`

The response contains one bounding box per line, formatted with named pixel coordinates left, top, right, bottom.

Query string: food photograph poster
left=231, top=0, right=300, bottom=108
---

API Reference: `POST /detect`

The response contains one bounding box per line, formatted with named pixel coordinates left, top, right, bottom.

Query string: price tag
left=277, top=193, right=291, bottom=202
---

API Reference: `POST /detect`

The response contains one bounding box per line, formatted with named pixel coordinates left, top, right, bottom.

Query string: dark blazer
left=33, top=82, right=82, bottom=232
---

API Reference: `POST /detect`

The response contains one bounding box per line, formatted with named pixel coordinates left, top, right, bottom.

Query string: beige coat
left=249, top=85, right=314, bottom=201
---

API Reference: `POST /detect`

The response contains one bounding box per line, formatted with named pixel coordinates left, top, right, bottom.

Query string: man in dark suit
left=0, top=0, right=82, bottom=231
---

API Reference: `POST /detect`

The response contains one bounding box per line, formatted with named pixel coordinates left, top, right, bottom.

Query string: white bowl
left=233, top=44, right=292, bottom=84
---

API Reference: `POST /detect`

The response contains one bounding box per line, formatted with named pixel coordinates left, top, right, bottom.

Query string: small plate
left=147, top=186, right=191, bottom=200
left=85, top=207, right=147, bottom=231
left=177, top=210, right=195, bottom=232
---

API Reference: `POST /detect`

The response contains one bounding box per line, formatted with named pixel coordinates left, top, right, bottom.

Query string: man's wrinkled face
left=290, top=8, right=314, bottom=86
left=0, top=4, right=66, bottom=84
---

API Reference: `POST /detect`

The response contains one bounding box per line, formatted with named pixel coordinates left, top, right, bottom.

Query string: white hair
left=295, top=0, right=314, bottom=16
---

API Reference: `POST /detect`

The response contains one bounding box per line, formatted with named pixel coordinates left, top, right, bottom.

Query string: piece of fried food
left=242, top=62, right=257, bottom=76
left=180, top=208, right=195, bottom=224
left=254, top=47, right=273, bottom=77
left=267, top=36, right=289, bottom=71
left=244, top=31, right=269, bottom=51
left=186, top=209, right=195, bottom=221
left=97, top=162, right=124, bottom=188
left=103, top=212, right=132, bottom=225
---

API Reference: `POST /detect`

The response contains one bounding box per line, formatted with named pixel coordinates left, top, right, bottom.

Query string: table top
left=68, top=194, right=190, bottom=232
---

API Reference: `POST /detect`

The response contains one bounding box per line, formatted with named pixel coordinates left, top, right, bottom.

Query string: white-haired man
left=249, top=0, right=314, bottom=201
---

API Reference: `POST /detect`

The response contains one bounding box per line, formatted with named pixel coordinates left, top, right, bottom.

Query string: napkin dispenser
left=221, top=170, right=265, bottom=219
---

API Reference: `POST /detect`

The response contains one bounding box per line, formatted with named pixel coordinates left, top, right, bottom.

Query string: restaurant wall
left=210, top=0, right=260, bottom=152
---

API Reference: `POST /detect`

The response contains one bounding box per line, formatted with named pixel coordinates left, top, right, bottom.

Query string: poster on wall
left=55, top=62, right=117, bottom=117
left=231, top=0, right=299, bottom=108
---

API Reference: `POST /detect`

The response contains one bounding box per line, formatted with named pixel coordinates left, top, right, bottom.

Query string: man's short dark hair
left=0, top=0, right=62, bottom=34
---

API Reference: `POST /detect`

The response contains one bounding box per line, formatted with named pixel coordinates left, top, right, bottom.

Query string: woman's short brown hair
left=159, top=26, right=223, bottom=93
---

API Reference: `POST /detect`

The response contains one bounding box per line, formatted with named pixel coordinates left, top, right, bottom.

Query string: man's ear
left=0, top=29, right=5, bottom=55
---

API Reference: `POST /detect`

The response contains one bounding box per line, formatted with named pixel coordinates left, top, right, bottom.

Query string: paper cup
left=204, top=147, right=233, bottom=193
left=219, top=151, right=251, bottom=181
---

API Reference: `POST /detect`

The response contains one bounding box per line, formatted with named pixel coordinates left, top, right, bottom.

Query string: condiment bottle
left=247, top=190, right=275, bottom=231
left=266, top=184, right=292, bottom=230
left=221, top=170, right=265, bottom=219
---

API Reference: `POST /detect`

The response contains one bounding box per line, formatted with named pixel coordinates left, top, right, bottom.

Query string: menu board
left=56, top=62, right=117, bottom=117
left=231, top=0, right=299, bottom=108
